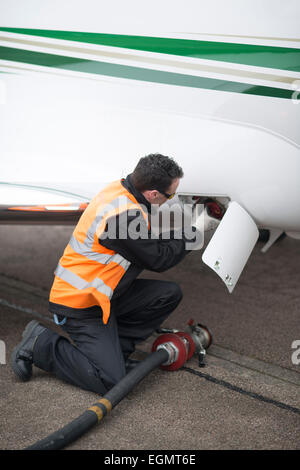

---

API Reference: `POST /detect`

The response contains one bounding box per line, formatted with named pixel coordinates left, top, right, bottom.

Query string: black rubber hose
left=25, top=348, right=169, bottom=450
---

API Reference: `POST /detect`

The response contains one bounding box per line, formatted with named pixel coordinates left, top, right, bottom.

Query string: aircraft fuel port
left=25, top=321, right=212, bottom=450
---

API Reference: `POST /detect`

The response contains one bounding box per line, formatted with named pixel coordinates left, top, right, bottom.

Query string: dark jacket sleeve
left=99, top=210, right=199, bottom=273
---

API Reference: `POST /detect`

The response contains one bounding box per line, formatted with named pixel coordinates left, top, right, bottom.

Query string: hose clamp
left=156, top=341, right=179, bottom=366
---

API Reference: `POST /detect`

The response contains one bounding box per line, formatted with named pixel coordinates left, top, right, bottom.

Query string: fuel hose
left=25, top=348, right=169, bottom=450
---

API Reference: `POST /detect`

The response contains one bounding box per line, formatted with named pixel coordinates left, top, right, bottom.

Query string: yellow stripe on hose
left=88, top=398, right=112, bottom=422
left=98, top=398, right=113, bottom=413
left=88, top=405, right=104, bottom=421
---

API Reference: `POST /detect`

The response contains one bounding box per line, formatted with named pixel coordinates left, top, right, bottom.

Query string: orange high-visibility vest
left=49, top=180, right=149, bottom=324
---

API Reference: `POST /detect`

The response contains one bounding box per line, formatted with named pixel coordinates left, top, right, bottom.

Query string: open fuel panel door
left=202, top=202, right=259, bottom=292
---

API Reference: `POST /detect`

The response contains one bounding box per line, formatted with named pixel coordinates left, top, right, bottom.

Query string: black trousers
left=33, top=279, right=182, bottom=395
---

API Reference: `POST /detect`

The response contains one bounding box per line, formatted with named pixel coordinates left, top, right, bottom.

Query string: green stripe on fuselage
left=0, top=46, right=297, bottom=100
left=0, top=27, right=299, bottom=72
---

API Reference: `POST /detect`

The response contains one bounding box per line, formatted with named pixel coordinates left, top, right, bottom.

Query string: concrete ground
left=0, top=225, right=299, bottom=451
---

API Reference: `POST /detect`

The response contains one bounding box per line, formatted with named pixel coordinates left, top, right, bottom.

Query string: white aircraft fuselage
left=0, top=0, right=299, bottom=290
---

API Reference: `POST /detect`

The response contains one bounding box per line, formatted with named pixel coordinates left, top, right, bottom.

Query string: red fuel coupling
left=152, top=322, right=212, bottom=371
left=152, top=333, right=188, bottom=371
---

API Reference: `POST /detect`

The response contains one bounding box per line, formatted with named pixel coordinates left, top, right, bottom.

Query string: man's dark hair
left=131, top=153, right=183, bottom=193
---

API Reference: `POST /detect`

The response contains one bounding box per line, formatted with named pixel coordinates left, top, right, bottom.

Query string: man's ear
left=143, top=189, right=156, bottom=201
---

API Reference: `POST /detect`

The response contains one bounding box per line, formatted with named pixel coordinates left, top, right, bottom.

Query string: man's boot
left=11, top=320, right=46, bottom=382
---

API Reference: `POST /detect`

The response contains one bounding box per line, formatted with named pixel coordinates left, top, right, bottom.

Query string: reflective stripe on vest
left=55, top=263, right=113, bottom=298
left=68, top=234, right=130, bottom=269
left=49, top=180, right=149, bottom=324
